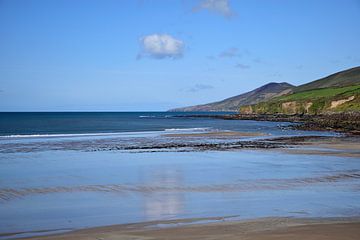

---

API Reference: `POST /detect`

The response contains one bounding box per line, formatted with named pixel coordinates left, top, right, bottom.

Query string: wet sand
left=1, top=170, right=359, bottom=201
left=1, top=131, right=360, bottom=239
left=163, top=131, right=266, bottom=138
left=19, top=217, right=360, bottom=240
left=274, top=136, right=360, bottom=158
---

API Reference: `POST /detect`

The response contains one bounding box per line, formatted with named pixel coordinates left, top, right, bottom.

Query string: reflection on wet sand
left=1, top=170, right=359, bottom=201
left=142, top=169, right=184, bottom=220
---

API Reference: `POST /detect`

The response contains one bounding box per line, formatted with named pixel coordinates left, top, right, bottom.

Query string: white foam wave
left=164, top=127, right=211, bottom=132
left=0, top=128, right=213, bottom=139
left=0, top=132, right=133, bottom=139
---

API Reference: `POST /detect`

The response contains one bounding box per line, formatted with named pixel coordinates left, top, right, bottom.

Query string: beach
left=15, top=217, right=360, bottom=240
left=2, top=0, right=360, bottom=239
left=0, top=112, right=359, bottom=239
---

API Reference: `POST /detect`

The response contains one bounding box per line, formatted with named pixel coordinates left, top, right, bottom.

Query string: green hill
left=294, top=66, right=360, bottom=92
left=170, top=66, right=360, bottom=114
left=240, top=85, right=360, bottom=114
left=169, top=82, right=294, bottom=112
left=240, top=66, right=360, bottom=115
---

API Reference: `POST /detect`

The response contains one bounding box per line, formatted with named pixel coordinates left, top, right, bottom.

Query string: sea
left=0, top=111, right=308, bottom=137
left=0, top=112, right=359, bottom=239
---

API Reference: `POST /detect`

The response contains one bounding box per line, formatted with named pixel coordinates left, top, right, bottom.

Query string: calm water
left=0, top=112, right=236, bottom=136
left=0, top=112, right=358, bottom=239
left=0, top=111, right=334, bottom=138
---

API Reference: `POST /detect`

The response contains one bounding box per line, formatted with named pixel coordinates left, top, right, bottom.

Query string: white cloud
left=195, top=0, right=235, bottom=17
left=138, top=34, right=184, bottom=59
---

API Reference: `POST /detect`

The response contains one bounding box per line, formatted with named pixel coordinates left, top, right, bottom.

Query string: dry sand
left=18, top=217, right=360, bottom=240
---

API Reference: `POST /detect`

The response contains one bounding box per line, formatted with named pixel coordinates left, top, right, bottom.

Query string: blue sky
left=0, top=0, right=359, bottom=111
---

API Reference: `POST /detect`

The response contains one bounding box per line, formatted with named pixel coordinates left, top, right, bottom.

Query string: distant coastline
left=173, top=112, right=360, bottom=134
left=170, top=66, right=360, bottom=114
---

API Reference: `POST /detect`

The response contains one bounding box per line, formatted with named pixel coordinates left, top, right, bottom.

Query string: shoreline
left=175, top=112, right=360, bottom=134
left=16, top=216, right=360, bottom=240
left=2, top=131, right=359, bottom=156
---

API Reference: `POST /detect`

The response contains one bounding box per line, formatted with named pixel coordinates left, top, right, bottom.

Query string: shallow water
left=1, top=148, right=359, bottom=237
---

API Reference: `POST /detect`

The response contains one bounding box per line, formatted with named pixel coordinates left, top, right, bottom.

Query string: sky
left=0, top=0, right=359, bottom=111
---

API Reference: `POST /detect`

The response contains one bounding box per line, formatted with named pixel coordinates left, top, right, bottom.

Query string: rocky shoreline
left=176, top=112, right=360, bottom=134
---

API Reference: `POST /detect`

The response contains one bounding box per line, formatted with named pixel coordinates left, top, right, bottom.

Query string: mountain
left=240, top=66, right=360, bottom=115
left=169, top=82, right=294, bottom=112
left=294, top=66, right=360, bottom=93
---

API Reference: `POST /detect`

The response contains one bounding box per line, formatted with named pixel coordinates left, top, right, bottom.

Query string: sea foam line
left=0, top=128, right=213, bottom=139
left=0, top=132, right=127, bottom=138
left=164, top=127, right=211, bottom=132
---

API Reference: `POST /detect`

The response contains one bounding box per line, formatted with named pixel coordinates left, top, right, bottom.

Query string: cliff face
left=169, top=82, right=294, bottom=112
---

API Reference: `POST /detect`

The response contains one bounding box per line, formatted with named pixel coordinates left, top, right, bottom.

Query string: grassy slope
left=241, top=85, right=360, bottom=114
left=169, top=82, right=294, bottom=112
left=279, top=85, right=360, bottom=101
left=240, top=66, right=360, bottom=115
left=294, top=66, right=360, bottom=92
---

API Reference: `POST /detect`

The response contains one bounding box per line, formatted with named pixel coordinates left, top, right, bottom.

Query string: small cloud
left=138, top=34, right=184, bottom=59
left=183, top=84, right=214, bottom=93
left=194, top=0, right=235, bottom=18
left=219, top=47, right=240, bottom=58
left=295, top=65, right=304, bottom=70
left=253, top=57, right=263, bottom=63
left=235, top=63, right=250, bottom=69
left=268, top=73, right=282, bottom=78
left=206, top=55, right=215, bottom=60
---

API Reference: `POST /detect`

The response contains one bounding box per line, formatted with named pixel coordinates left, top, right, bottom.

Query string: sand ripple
left=0, top=171, right=359, bottom=201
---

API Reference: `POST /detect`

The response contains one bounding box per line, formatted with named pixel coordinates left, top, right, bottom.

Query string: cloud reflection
left=141, top=169, right=185, bottom=220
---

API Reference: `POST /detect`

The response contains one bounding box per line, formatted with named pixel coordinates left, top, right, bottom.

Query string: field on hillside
left=240, top=85, right=360, bottom=114
left=279, top=85, right=360, bottom=101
